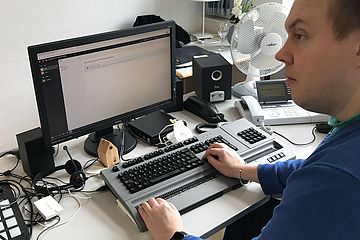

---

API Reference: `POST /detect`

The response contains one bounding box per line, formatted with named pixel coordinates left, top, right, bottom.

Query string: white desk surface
left=0, top=96, right=325, bottom=240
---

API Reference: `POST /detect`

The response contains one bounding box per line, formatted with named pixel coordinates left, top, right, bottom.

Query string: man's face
left=275, top=0, right=358, bottom=116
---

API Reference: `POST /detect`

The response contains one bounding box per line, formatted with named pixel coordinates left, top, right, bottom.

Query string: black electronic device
left=16, top=127, right=54, bottom=177
left=0, top=183, right=30, bottom=240
left=192, top=54, right=232, bottom=102
left=165, top=77, right=184, bottom=113
left=183, top=96, right=224, bottom=123
left=316, top=122, right=332, bottom=134
left=27, top=21, right=177, bottom=157
left=127, top=111, right=176, bottom=145
left=256, top=80, right=291, bottom=103
left=33, top=146, right=86, bottom=194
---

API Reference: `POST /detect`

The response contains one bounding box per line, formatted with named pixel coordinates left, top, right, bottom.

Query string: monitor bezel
left=28, top=21, right=177, bottom=147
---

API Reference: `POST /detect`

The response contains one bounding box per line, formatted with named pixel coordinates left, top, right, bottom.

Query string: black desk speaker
left=193, top=54, right=232, bottom=102
left=16, top=127, right=54, bottom=178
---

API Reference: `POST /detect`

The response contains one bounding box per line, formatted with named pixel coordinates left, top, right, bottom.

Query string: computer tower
left=16, top=127, right=54, bottom=178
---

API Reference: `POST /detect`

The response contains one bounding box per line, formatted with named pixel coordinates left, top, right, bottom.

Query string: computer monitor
left=28, top=21, right=177, bottom=156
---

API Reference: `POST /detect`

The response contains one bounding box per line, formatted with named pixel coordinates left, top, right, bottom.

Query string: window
left=206, top=0, right=234, bottom=19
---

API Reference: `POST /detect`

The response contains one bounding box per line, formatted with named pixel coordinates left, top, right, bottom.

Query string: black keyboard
left=116, top=135, right=238, bottom=194
left=0, top=183, right=30, bottom=240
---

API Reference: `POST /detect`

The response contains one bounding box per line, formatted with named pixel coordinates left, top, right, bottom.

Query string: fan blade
left=236, top=20, right=259, bottom=54
left=250, top=51, right=282, bottom=70
left=263, top=12, right=288, bottom=42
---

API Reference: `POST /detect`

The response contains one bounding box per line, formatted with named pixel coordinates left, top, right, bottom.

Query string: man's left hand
left=139, top=197, right=183, bottom=240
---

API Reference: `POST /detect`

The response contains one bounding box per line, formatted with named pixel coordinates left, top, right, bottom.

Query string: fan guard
left=230, top=2, right=289, bottom=97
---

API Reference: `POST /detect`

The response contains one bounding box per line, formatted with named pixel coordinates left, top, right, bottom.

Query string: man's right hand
left=203, top=143, right=259, bottom=182
left=203, top=143, right=246, bottom=179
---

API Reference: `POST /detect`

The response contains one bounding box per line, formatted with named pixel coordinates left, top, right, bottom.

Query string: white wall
left=0, top=0, right=201, bottom=151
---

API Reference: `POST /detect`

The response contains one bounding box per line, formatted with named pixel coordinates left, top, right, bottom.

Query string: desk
left=0, top=96, right=324, bottom=240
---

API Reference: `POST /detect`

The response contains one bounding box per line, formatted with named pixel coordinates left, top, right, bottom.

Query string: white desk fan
left=230, top=2, right=290, bottom=98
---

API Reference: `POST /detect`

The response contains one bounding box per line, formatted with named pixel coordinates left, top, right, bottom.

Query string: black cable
left=80, top=184, right=109, bottom=193
left=273, top=126, right=317, bottom=146
left=36, top=216, right=61, bottom=240
left=0, top=151, right=11, bottom=158
left=119, top=122, right=126, bottom=161
left=0, top=150, right=20, bottom=160
left=0, top=151, right=21, bottom=175
left=83, top=158, right=100, bottom=170
left=195, top=117, right=228, bottom=134
left=195, top=123, right=219, bottom=134
left=111, top=122, right=137, bottom=162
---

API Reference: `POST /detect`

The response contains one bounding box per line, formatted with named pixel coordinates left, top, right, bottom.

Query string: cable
left=35, top=216, right=61, bottom=240
left=260, top=121, right=273, bottom=135
left=53, top=144, right=60, bottom=157
left=257, top=119, right=317, bottom=145
left=157, top=123, right=174, bottom=146
left=68, top=189, right=91, bottom=200
left=119, top=122, right=126, bottom=161
left=273, top=126, right=317, bottom=146
left=115, top=122, right=137, bottom=162
left=83, top=158, right=100, bottom=170
left=35, top=189, right=83, bottom=239
left=0, top=150, right=20, bottom=160
left=195, top=123, right=219, bottom=134
left=0, top=151, right=21, bottom=176
left=195, top=120, right=227, bottom=134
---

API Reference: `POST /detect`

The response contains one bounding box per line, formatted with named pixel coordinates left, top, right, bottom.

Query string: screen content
left=257, top=83, right=286, bottom=98
left=29, top=22, right=176, bottom=155
left=256, top=80, right=292, bottom=103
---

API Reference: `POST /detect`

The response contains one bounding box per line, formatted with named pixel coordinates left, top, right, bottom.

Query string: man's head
left=275, top=0, right=360, bottom=121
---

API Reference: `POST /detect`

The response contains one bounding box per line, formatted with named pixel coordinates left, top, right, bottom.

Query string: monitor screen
left=28, top=21, right=177, bottom=156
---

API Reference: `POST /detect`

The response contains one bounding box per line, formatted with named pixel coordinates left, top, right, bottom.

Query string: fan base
left=232, top=81, right=257, bottom=98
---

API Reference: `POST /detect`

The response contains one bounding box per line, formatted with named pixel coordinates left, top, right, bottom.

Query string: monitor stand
left=84, top=127, right=137, bottom=157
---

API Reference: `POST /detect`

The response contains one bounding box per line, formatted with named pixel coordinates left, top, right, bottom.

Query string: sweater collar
left=328, top=114, right=360, bottom=134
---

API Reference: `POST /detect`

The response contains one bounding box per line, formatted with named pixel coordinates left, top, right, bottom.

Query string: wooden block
left=97, top=138, right=120, bottom=167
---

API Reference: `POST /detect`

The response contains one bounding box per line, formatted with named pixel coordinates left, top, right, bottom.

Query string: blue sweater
left=184, top=119, right=360, bottom=240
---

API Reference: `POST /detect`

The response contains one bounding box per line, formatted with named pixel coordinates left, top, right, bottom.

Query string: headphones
left=33, top=146, right=86, bottom=194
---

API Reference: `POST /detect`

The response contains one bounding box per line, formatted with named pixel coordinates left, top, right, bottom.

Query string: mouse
left=316, top=122, right=332, bottom=134
left=183, top=96, right=224, bottom=123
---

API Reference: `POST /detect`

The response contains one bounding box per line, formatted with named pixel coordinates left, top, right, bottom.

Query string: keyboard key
left=5, top=217, right=17, bottom=228
left=0, top=231, right=8, bottom=240
left=9, top=227, right=21, bottom=238
left=0, top=200, right=10, bottom=209
left=2, top=208, right=14, bottom=219
left=0, top=183, right=30, bottom=240
left=150, top=169, right=181, bottom=185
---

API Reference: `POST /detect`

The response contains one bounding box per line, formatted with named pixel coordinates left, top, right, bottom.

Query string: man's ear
left=356, top=32, right=360, bottom=69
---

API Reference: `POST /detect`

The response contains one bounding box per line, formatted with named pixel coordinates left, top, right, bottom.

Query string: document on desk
left=175, top=46, right=214, bottom=67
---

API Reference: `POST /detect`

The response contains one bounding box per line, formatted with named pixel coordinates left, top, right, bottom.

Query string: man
left=138, top=0, right=360, bottom=239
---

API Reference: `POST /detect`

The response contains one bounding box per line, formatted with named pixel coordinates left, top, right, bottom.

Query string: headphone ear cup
left=69, top=171, right=86, bottom=189
left=64, top=159, right=82, bottom=175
